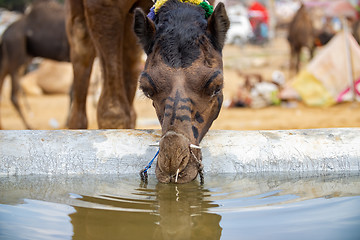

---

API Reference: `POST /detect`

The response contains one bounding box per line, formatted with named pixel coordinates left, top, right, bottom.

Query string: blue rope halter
left=140, top=149, right=160, bottom=182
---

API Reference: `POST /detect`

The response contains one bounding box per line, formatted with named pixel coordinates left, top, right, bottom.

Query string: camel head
left=134, top=0, right=229, bottom=183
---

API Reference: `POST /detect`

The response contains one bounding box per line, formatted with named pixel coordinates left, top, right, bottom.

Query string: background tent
left=292, top=31, right=360, bottom=106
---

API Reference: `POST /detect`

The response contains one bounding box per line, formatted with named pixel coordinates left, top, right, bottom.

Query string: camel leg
left=0, top=17, right=30, bottom=129
left=122, top=12, right=143, bottom=128
left=295, top=48, right=301, bottom=74
left=289, top=47, right=296, bottom=76
left=0, top=69, right=7, bottom=129
left=10, top=70, right=31, bottom=129
left=309, top=46, right=315, bottom=60
left=65, top=82, right=73, bottom=127
left=84, top=1, right=132, bottom=129
left=65, top=0, right=95, bottom=129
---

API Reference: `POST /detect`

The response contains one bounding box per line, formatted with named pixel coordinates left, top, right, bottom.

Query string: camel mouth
left=155, top=131, right=202, bottom=184
left=155, top=152, right=200, bottom=184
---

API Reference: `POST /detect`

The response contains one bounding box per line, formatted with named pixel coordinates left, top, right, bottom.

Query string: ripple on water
left=0, top=172, right=360, bottom=240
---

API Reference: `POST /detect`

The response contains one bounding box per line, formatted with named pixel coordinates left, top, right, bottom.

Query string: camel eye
left=204, top=83, right=223, bottom=98
left=141, top=87, right=155, bottom=98
left=140, top=72, right=157, bottom=99
left=203, top=71, right=223, bottom=97
left=211, top=85, right=223, bottom=97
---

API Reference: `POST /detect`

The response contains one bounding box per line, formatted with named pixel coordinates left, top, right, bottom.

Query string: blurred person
left=247, top=0, right=269, bottom=45
left=228, top=71, right=286, bottom=108
left=249, top=70, right=284, bottom=108
left=228, top=77, right=253, bottom=108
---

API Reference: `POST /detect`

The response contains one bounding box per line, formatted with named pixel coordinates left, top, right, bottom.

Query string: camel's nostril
left=180, top=156, right=187, bottom=165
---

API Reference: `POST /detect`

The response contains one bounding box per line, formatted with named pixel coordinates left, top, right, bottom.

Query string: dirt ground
left=1, top=36, right=360, bottom=130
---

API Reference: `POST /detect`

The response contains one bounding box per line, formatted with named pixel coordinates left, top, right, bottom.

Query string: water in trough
left=1, top=172, right=360, bottom=239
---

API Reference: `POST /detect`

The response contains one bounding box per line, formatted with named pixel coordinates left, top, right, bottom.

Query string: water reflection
left=0, top=173, right=360, bottom=239
left=70, top=182, right=222, bottom=240
left=154, top=183, right=221, bottom=239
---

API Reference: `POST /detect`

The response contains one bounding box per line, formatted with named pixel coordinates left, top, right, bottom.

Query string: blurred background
left=0, top=0, right=360, bottom=130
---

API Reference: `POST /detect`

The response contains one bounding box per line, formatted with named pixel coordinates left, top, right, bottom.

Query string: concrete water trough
left=1, top=128, right=360, bottom=176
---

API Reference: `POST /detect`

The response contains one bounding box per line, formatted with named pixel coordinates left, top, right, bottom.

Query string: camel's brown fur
left=65, top=0, right=152, bottom=129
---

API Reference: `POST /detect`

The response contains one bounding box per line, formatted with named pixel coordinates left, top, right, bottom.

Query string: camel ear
left=134, top=8, right=156, bottom=55
left=207, top=2, right=230, bottom=51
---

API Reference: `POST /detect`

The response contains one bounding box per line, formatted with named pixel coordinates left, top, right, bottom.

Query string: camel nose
left=157, top=131, right=190, bottom=175
left=162, top=89, right=192, bottom=129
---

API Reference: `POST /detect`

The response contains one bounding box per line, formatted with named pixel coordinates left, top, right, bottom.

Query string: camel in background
left=0, top=0, right=69, bottom=129
left=287, top=4, right=334, bottom=74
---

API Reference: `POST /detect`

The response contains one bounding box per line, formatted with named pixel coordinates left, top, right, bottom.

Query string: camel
left=66, top=0, right=229, bottom=183
left=0, top=0, right=69, bottom=129
left=65, top=0, right=153, bottom=129
left=287, top=4, right=315, bottom=73
left=287, top=4, right=334, bottom=74
left=134, top=0, right=229, bottom=183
